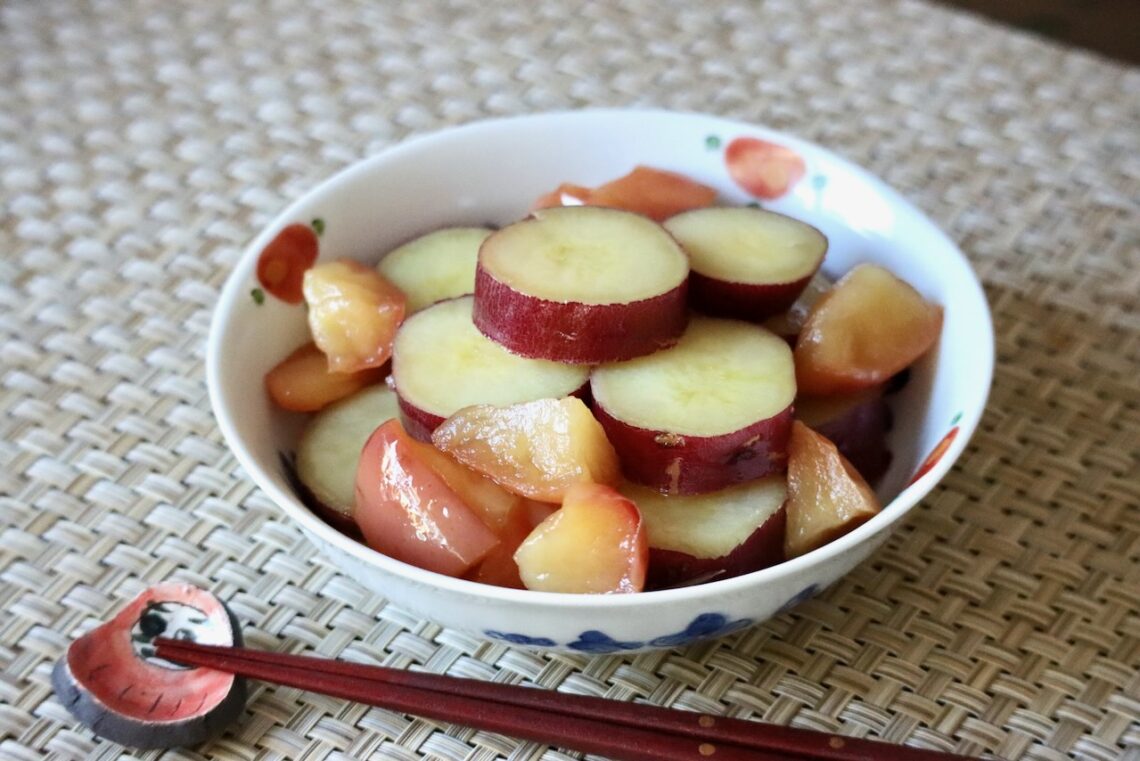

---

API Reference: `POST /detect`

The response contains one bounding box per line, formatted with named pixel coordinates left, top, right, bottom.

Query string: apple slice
left=590, top=315, right=796, bottom=494
left=295, top=385, right=401, bottom=525
left=265, top=342, right=388, bottom=412
left=514, top=482, right=647, bottom=594
left=784, top=421, right=881, bottom=559
left=303, top=259, right=407, bottom=374
left=413, top=434, right=530, bottom=536
left=532, top=183, right=591, bottom=210
left=584, top=166, right=718, bottom=222
left=376, top=227, right=492, bottom=313
left=665, top=207, right=827, bottom=322
left=464, top=501, right=557, bottom=589
left=795, top=264, right=943, bottom=395
left=621, top=477, right=786, bottom=590
left=354, top=419, right=500, bottom=577
left=795, top=386, right=891, bottom=484
left=532, top=167, right=717, bottom=222
left=473, top=206, right=690, bottom=364
left=391, top=296, right=589, bottom=440
left=431, top=397, right=621, bottom=503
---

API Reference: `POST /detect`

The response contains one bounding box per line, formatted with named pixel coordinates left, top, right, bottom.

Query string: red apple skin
left=592, top=402, right=794, bottom=495
left=647, top=507, right=786, bottom=590
left=265, top=343, right=389, bottom=413
left=688, top=271, right=816, bottom=323
left=464, top=501, right=556, bottom=589
left=353, top=420, right=500, bottom=577
left=397, top=382, right=592, bottom=443
left=796, top=390, right=892, bottom=484
left=472, top=265, right=689, bottom=364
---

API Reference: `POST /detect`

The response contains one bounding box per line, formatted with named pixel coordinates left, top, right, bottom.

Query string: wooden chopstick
left=156, top=638, right=775, bottom=761
left=154, top=638, right=978, bottom=761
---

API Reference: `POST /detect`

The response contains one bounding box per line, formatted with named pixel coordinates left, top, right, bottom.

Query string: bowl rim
left=207, top=107, right=994, bottom=610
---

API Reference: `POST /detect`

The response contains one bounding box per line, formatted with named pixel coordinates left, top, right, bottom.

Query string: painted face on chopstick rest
left=130, top=601, right=232, bottom=667
left=53, top=582, right=247, bottom=750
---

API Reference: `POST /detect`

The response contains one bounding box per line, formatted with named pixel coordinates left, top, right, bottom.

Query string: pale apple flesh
left=431, top=397, right=621, bottom=503
left=590, top=316, right=796, bottom=494
left=784, top=421, right=882, bottom=559
left=303, top=259, right=406, bottom=374
left=391, top=296, right=589, bottom=441
left=514, top=482, right=647, bottom=594
left=473, top=206, right=690, bottom=363
left=622, top=477, right=787, bottom=590
left=665, top=207, right=827, bottom=322
left=795, top=264, right=943, bottom=395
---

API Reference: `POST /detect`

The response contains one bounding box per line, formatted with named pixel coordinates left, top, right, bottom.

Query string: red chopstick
left=154, top=638, right=978, bottom=761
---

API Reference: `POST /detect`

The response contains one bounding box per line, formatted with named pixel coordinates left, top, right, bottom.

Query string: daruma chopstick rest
left=52, top=583, right=247, bottom=749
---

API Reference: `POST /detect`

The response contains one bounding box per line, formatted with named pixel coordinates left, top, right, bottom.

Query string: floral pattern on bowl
left=720, top=135, right=807, bottom=200
left=910, top=412, right=964, bottom=485
left=485, top=611, right=753, bottom=653
left=254, top=219, right=324, bottom=304
left=483, top=584, right=822, bottom=653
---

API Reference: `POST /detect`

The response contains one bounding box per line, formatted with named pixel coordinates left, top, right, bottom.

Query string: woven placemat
left=1, top=0, right=1137, bottom=759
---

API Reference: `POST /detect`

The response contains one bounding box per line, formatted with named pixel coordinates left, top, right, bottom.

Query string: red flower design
left=725, top=137, right=806, bottom=199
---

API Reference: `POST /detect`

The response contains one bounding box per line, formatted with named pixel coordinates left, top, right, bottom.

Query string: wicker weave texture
left=1, top=1, right=1138, bottom=759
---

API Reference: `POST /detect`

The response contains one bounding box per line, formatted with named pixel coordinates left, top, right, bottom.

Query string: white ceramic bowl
left=208, top=109, right=993, bottom=653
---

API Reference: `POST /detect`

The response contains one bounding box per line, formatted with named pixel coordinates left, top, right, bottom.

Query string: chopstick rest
left=52, top=583, right=247, bottom=749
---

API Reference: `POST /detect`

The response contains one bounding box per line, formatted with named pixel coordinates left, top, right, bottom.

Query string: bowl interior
left=208, top=109, right=992, bottom=612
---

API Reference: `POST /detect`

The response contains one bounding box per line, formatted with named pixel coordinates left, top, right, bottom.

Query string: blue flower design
left=648, top=613, right=753, bottom=648
left=567, top=630, right=643, bottom=654
left=775, top=583, right=820, bottom=615
left=487, top=612, right=760, bottom=653
left=484, top=630, right=557, bottom=647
